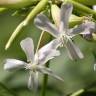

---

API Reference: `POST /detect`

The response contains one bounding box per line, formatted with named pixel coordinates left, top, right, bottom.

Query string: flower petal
left=69, top=25, right=86, bottom=37
left=69, top=21, right=96, bottom=36
left=20, top=37, right=34, bottom=62
left=28, top=71, right=38, bottom=91
left=93, top=5, right=96, bottom=10
left=4, top=59, right=26, bottom=71
left=66, top=39, right=84, bottom=60
left=59, top=3, right=73, bottom=32
left=37, top=66, right=64, bottom=82
left=80, top=21, right=96, bottom=35
left=34, top=13, right=59, bottom=38
left=34, top=39, right=60, bottom=65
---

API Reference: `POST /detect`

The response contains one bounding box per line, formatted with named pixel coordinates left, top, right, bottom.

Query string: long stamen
left=36, top=31, right=45, bottom=64
left=60, top=34, right=68, bottom=47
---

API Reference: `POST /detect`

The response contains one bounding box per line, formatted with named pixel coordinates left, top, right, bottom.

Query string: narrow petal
left=65, top=39, right=84, bottom=60
left=34, top=39, right=60, bottom=65
left=34, top=13, right=59, bottom=38
left=80, top=21, right=96, bottom=35
left=69, top=21, right=96, bottom=36
left=28, top=71, right=38, bottom=91
left=69, top=24, right=86, bottom=37
left=81, top=29, right=93, bottom=41
left=37, top=66, right=64, bottom=82
left=4, top=59, right=26, bottom=71
left=59, top=3, right=73, bottom=33
left=20, top=37, right=34, bottom=62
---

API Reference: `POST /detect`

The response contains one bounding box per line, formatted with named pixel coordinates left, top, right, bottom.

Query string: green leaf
left=0, top=82, right=15, bottom=96
left=73, top=0, right=96, bottom=6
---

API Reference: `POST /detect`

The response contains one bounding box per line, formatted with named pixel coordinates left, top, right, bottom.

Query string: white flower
left=93, top=5, right=96, bottom=11
left=34, top=3, right=87, bottom=60
left=4, top=37, right=63, bottom=90
left=79, top=21, right=96, bottom=41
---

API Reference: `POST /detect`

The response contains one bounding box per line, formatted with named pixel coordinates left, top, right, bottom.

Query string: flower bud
left=69, top=14, right=84, bottom=27
left=51, top=4, right=60, bottom=27
left=51, top=4, right=84, bottom=28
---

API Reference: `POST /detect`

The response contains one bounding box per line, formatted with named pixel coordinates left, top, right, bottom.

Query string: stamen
left=59, top=34, right=69, bottom=47
left=25, top=63, right=37, bottom=72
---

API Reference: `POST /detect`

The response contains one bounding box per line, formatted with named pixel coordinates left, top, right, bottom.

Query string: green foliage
left=0, top=82, right=15, bottom=96
left=0, top=0, right=38, bottom=8
left=0, top=0, right=96, bottom=96
left=73, top=0, right=96, bottom=6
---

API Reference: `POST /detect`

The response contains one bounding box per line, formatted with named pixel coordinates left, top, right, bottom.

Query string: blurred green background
left=0, top=9, right=96, bottom=96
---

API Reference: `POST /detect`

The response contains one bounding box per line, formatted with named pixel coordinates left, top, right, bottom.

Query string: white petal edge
left=66, top=39, right=84, bottom=60
left=34, top=13, right=59, bottom=38
left=20, top=37, right=34, bottom=62
left=37, top=66, right=64, bottom=82
left=34, top=39, right=61, bottom=65
left=59, top=3, right=73, bottom=33
left=4, top=59, right=26, bottom=71
left=28, top=71, right=38, bottom=91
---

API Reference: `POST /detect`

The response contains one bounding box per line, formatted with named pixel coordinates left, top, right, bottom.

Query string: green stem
left=41, top=61, right=49, bottom=96
left=0, top=0, right=39, bottom=8
left=36, top=31, right=45, bottom=53
left=5, top=0, right=48, bottom=50
left=70, top=89, right=84, bottom=96
left=0, top=8, right=7, bottom=12
left=68, top=0, right=96, bottom=17
left=73, top=0, right=96, bottom=6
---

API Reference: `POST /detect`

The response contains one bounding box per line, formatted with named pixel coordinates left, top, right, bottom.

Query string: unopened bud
left=69, top=15, right=84, bottom=27
left=51, top=4, right=60, bottom=27
left=51, top=4, right=84, bottom=28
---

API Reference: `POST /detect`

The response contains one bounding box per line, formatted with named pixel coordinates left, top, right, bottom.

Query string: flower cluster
left=4, top=38, right=63, bottom=90
left=34, top=2, right=94, bottom=60
left=4, top=2, right=96, bottom=90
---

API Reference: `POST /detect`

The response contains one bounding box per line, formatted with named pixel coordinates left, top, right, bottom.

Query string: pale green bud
left=51, top=4, right=84, bottom=28
left=51, top=4, right=60, bottom=27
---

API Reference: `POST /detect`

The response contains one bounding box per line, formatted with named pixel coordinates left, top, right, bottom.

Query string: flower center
left=25, top=63, right=37, bottom=72
left=59, top=33, right=69, bottom=47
